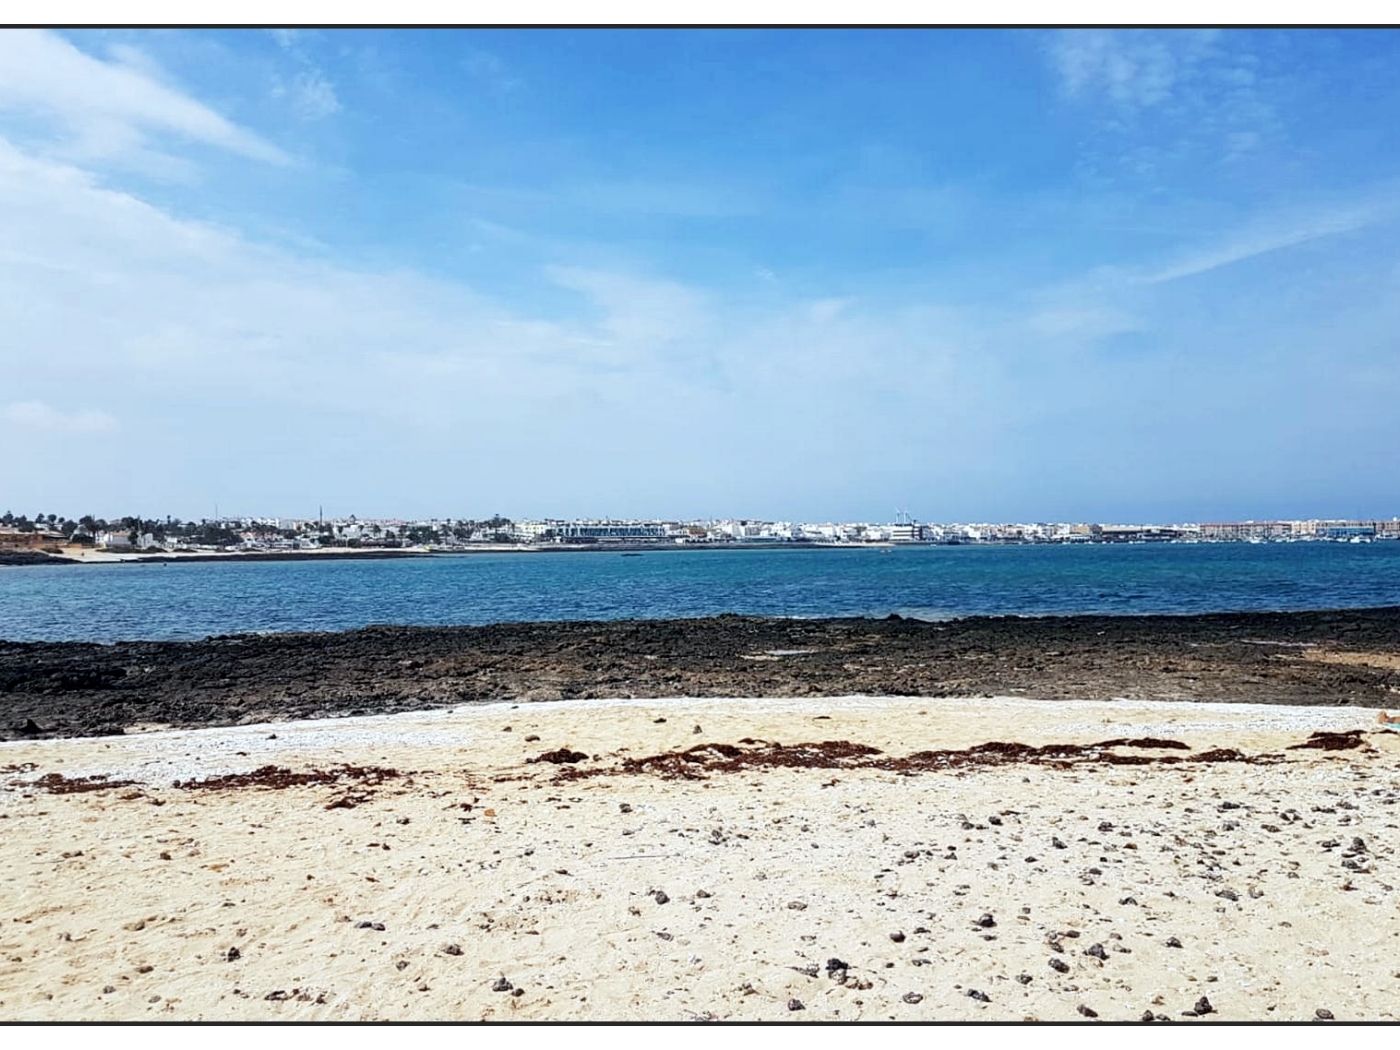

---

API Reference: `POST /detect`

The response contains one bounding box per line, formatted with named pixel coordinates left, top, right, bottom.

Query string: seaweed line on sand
left=549, top=731, right=1375, bottom=782
left=10, top=763, right=405, bottom=810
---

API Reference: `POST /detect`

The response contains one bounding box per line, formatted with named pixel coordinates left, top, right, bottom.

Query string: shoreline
left=8, top=536, right=1399, bottom=569
left=1, top=541, right=887, bottom=567
left=4, top=607, right=1399, bottom=742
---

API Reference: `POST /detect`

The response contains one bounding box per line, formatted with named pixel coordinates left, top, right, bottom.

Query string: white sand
left=2, top=695, right=1397, bottom=1021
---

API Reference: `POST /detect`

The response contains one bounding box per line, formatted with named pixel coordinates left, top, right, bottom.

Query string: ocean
left=4, top=542, right=1400, bottom=644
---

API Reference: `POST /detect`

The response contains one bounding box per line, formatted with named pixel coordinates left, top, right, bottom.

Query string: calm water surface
left=3, top=543, right=1400, bottom=643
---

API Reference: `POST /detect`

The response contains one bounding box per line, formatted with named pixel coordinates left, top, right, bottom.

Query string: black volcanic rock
left=4, top=607, right=1400, bottom=740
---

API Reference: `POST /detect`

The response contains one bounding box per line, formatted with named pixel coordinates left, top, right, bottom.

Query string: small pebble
left=1049, top=958, right=1070, bottom=973
left=1016, top=974, right=1033, bottom=985
left=889, top=931, right=905, bottom=942
left=1315, top=1008, right=1334, bottom=1021
left=396, top=961, right=409, bottom=971
left=1165, top=937, right=1183, bottom=948
left=1078, top=1004, right=1098, bottom=1018
left=492, top=977, right=512, bottom=992
left=902, top=992, right=924, bottom=1004
left=967, top=989, right=991, bottom=1003
left=788, top=998, right=804, bottom=1011
left=976, top=913, right=996, bottom=928
left=653, top=890, right=670, bottom=905
left=443, top=944, right=463, bottom=956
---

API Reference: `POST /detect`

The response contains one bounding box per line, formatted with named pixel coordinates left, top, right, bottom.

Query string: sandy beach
left=2, top=694, right=1397, bottom=1021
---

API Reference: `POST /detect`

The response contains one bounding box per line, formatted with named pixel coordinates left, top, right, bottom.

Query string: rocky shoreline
left=3, top=608, right=1399, bottom=741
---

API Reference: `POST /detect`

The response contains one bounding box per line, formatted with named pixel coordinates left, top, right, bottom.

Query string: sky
left=1, top=28, right=1398, bottom=524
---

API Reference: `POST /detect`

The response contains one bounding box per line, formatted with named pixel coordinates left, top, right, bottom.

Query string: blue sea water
left=3, top=542, right=1400, bottom=643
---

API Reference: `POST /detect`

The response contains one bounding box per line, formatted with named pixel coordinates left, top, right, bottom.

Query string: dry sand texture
left=2, top=695, right=1398, bottom=1022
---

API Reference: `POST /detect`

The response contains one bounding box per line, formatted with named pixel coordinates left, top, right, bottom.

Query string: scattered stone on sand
left=787, top=998, right=804, bottom=1011
left=1315, top=1008, right=1334, bottom=1021
left=491, top=977, right=513, bottom=992
left=653, top=890, right=670, bottom=905
left=443, top=944, right=462, bottom=956
left=1049, top=958, right=1070, bottom=973
left=1078, top=1004, right=1098, bottom=1018
left=1165, top=937, right=1183, bottom=948
left=889, top=930, right=905, bottom=942
left=968, top=989, right=991, bottom=1003
left=902, top=992, right=924, bottom=1004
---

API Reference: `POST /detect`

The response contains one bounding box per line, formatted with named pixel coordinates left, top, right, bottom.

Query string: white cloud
left=0, top=30, right=285, bottom=169
left=1049, top=30, right=1218, bottom=111
left=1047, top=30, right=1277, bottom=173
left=546, top=265, right=709, bottom=359
left=273, top=69, right=340, bottom=121
left=1026, top=305, right=1140, bottom=340
left=1143, top=200, right=1397, bottom=284
left=808, top=298, right=851, bottom=324
left=0, top=134, right=1013, bottom=515
left=2, top=400, right=116, bottom=433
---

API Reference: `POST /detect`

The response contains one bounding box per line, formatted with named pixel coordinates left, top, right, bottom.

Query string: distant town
left=2, top=509, right=1399, bottom=559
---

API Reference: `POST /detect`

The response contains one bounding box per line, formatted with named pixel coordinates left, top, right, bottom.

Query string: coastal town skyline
left=4, top=506, right=1398, bottom=555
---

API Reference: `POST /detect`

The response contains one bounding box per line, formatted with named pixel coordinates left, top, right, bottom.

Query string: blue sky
left=2, top=29, right=1398, bottom=523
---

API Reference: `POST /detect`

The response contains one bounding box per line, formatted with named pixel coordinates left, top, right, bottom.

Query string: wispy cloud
left=462, top=46, right=522, bottom=94
left=2, top=400, right=116, bottom=433
left=272, top=69, right=341, bottom=121
left=546, top=265, right=709, bottom=361
left=1142, top=199, right=1398, bottom=283
left=1049, top=30, right=1219, bottom=111
left=1047, top=30, right=1278, bottom=172
left=0, top=31, right=286, bottom=170
left=268, top=29, right=341, bottom=121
